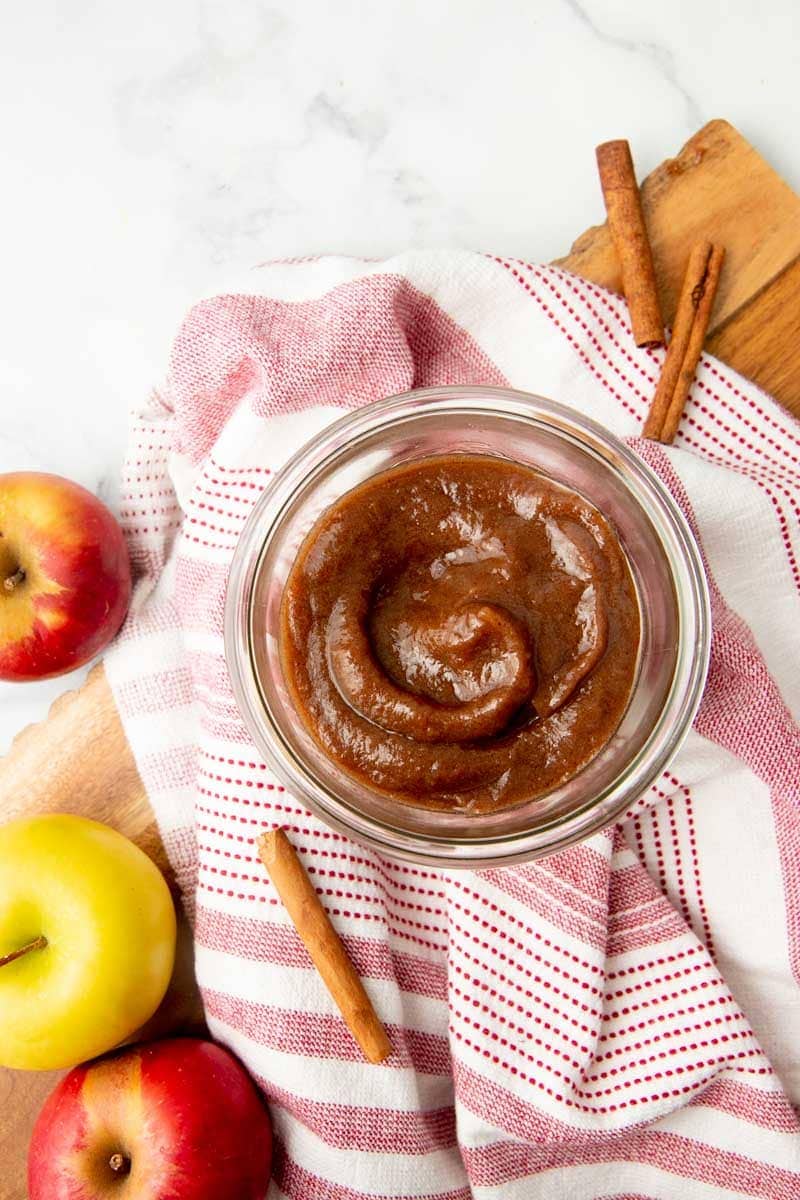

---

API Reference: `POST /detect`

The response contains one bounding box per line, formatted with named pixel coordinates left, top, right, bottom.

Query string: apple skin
left=0, top=815, right=176, bottom=1070
left=28, top=1038, right=273, bottom=1200
left=0, top=471, right=131, bottom=680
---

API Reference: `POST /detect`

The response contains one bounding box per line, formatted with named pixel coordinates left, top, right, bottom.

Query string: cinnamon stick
left=257, top=828, right=392, bottom=1064
left=659, top=244, right=725, bottom=443
left=596, top=139, right=664, bottom=348
left=643, top=242, right=725, bottom=443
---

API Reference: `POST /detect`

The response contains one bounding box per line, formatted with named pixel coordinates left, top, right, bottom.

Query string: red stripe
left=550, top=261, right=800, bottom=475
left=194, top=804, right=457, bottom=914
left=647, top=805, right=668, bottom=898
left=628, top=814, right=649, bottom=881
left=189, top=494, right=259, bottom=520
left=606, top=859, right=692, bottom=953
left=449, top=979, right=584, bottom=1074
left=452, top=1024, right=767, bottom=1116
left=196, top=857, right=449, bottom=949
left=196, top=752, right=452, bottom=874
left=449, top=957, right=594, bottom=1060
left=664, top=773, right=716, bottom=957
left=174, top=559, right=229, bottom=632
left=171, top=275, right=506, bottom=463
left=678, top=390, right=800, bottom=490
left=190, top=650, right=242, bottom=696
left=607, top=897, right=668, bottom=932
left=602, top=987, right=738, bottom=1033
left=139, top=743, right=197, bottom=792
left=451, top=909, right=725, bottom=1050
left=448, top=875, right=605, bottom=979
left=114, top=596, right=180, bottom=638
left=274, top=1144, right=471, bottom=1200
left=668, top=406, right=800, bottom=591
left=197, top=830, right=453, bottom=921
left=676, top=425, right=800, bottom=596
left=184, top=508, right=247, bottom=538
left=606, top=908, right=688, bottom=956
left=634, top=440, right=800, bottom=983
left=196, top=814, right=452, bottom=913
left=196, top=836, right=449, bottom=928
left=600, top=992, right=737, bottom=1046
left=204, top=989, right=452, bottom=1075
left=455, top=1064, right=797, bottom=1196
left=699, top=365, right=800, bottom=457
left=162, top=825, right=199, bottom=910
left=585, top=1027, right=761, bottom=1091
left=531, top=265, right=654, bottom=410
left=595, top=1009, right=753, bottom=1069
left=254, top=1077, right=457, bottom=1154
left=478, top=858, right=608, bottom=951
left=690, top=1076, right=800, bottom=1132
left=665, top=792, right=691, bottom=927
left=455, top=1059, right=764, bottom=1142
left=543, top=265, right=661, bottom=389
left=494, top=258, right=641, bottom=422
left=520, top=840, right=611, bottom=900
left=608, top=861, right=663, bottom=913
left=637, top=445, right=798, bottom=762
left=207, top=456, right=274, bottom=474
left=446, top=911, right=603, bottom=1025
left=194, top=906, right=448, bottom=1000
left=461, top=1131, right=798, bottom=1198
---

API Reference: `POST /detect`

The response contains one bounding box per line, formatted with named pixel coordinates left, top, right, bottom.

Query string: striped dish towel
left=105, top=251, right=800, bottom=1199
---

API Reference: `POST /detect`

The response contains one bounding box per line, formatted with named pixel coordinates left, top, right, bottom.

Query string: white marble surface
left=2, top=0, right=799, bottom=752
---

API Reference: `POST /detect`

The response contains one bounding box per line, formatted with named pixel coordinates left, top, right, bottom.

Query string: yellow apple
left=0, top=814, right=176, bottom=1070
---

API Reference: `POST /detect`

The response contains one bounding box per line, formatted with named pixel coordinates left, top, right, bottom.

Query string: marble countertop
left=2, top=0, right=799, bottom=752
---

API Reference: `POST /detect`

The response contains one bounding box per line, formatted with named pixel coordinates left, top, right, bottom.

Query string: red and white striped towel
left=105, top=251, right=800, bottom=1199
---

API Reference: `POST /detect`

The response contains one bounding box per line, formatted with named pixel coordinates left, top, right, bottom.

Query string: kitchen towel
left=105, top=250, right=800, bottom=1199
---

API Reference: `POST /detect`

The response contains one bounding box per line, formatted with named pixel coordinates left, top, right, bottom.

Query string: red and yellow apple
left=0, top=814, right=176, bottom=1070
left=0, top=472, right=131, bottom=680
left=28, top=1038, right=273, bottom=1200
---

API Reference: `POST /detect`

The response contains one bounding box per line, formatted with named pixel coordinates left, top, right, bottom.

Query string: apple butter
left=280, top=454, right=640, bottom=812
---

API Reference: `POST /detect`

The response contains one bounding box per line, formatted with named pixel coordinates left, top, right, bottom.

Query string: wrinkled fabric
left=106, top=251, right=800, bottom=1199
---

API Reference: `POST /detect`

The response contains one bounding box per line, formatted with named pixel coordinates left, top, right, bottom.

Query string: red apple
left=0, top=472, right=131, bottom=680
left=28, top=1037, right=273, bottom=1200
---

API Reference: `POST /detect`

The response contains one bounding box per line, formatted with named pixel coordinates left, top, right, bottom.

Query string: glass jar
left=224, top=386, right=709, bottom=868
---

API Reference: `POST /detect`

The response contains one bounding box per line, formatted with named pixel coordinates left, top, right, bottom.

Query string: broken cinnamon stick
left=643, top=241, right=725, bottom=443
left=596, top=139, right=664, bottom=348
left=257, top=828, right=392, bottom=1064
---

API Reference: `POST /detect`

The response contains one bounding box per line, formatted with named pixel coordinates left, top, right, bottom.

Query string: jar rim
left=224, top=386, right=710, bottom=867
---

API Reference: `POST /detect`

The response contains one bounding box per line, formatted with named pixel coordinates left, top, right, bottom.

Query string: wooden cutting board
left=2, top=118, right=800, bottom=1198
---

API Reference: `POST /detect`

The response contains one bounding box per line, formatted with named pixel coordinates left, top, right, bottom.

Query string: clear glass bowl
left=224, top=386, right=710, bottom=867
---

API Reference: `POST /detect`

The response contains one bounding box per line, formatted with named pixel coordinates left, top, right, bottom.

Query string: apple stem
left=109, top=1153, right=131, bottom=1176
left=3, top=567, right=26, bottom=593
left=0, top=935, right=48, bottom=968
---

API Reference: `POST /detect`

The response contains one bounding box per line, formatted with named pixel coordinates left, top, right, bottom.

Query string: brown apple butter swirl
left=280, top=454, right=640, bottom=812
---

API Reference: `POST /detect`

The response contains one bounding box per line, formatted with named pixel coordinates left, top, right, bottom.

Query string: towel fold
left=106, top=250, right=800, bottom=1199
